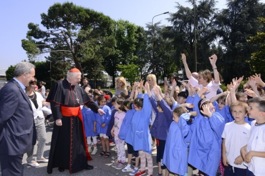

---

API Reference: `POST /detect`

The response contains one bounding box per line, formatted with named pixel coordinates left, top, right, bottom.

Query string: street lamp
left=151, top=11, right=169, bottom=74
left=192, top=0, right=198, bottom=72
left=152, top=11, right=169, bottom=26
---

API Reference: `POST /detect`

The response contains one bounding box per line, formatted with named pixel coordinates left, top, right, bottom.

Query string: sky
left=0, top=0, right=264, bottom=69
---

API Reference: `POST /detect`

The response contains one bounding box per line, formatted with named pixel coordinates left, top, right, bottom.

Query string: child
left=149, top=86, right=172, bottom=175
left=188, top=88, right=225, bottom=176
left=119, top=83, right=140, bottom=174
left=106, top=96, right=118, bottom=139
left=163, top=106, right=196, bottom=176
left=165, top=78, right=190, bottom=111
left=241, top=97, right=265, bottom=176
left=222, top=102, right=251, bottom=175
left=82, top=105, right=98, bottom=155
left=96, top=95, right=112, bottom=157
left=111, top=97, right=127, bottom=170
left=131, top=82, right=153, bottom=176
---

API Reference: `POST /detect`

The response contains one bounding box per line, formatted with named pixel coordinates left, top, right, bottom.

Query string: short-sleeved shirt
left=222, top=121, right=251, bottom=169
left=247, top=120, right=265, bottom=175
left=189, top=76, right=220, bottom=99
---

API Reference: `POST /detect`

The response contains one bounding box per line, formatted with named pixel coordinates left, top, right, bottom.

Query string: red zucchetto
left=104, top=94, right=111, bottom=101
left=69, top=68, right=80, bottom=73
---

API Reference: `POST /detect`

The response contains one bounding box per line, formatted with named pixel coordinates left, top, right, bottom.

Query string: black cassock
left=46, top=79, right=98, bottom=174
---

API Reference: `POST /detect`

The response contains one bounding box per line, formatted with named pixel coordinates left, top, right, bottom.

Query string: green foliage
left=46, top=52, right=71, bottom=81
left=248, top=17, right=265, bottom=75
left=20, top=0, right=265, bottom=87
left=103, top=21, right=147, bottom=86
left=145, top=24, right=177, bottom=79
left=168, top=0, right=218, bottom=74
left=5, top=66, right=15, bottom=81
left=117, top=64, right=140, bottom=84
left=215, top=0, right=263, bottom=83
left=21, top=39, right=40, bottom=59
left=22, top=2, right=115, bottom=79
left=34, top=62, right=52, bottom=88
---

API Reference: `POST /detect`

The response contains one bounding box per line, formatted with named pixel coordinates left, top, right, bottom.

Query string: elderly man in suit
left=0, top=62, right=35, bottom=176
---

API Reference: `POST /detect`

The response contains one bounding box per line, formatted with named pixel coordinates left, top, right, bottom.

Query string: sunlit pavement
left=21, top=125, right=160, bottom=176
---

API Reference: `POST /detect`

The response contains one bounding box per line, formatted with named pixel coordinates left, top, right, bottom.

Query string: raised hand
left=209, top=54, right=217, bottom=67
left=232, top=76, right=244, bottom=91
left=247, top=76, right=257, bottom=88
left=200, top=103, right=212, bottom=117
left=251, top=73, right=265, bottom=87
left=244, top=88, right=258, bottom=98
left=181, top=53, right=187, bottom=63
left=144, top=81, right=150, bottom=95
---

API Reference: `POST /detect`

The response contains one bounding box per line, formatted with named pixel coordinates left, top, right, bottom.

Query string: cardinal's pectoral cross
left=76, top=97, right=80, bottom=104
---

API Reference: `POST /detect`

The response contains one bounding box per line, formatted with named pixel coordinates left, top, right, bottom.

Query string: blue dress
left=214, top=102, right=233, bottom=123
left=188, top=94, right=225, bottom=176
left=131, top=94, right=152, bottom=153
left=150, top=97, right=172, bottom=140
left=163, top=117, right=189, bottom=175
left=82, top=106, right=98, bottom=137
left=95, top=105, right=111, bottom=134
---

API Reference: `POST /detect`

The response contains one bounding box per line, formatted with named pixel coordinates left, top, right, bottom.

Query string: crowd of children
left=80, top=53, right=265, bottom=176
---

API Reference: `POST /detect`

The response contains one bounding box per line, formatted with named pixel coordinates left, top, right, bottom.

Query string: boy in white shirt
left=222, top=102, right=251, bottom=175
left=241, top=97, right=265, bottom=176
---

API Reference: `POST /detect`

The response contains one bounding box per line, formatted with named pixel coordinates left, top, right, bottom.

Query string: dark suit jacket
left=0, top=79, right=34, bottom=155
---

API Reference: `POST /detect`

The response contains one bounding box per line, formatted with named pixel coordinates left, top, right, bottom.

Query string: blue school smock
left=172, top=101, right=179, bottom=110
left=245, top=116, right=254, bottom=125
left=82, top=106, right=98, bottom=137
left=150, top=97, right=172, bottom=140
left=106, top=108, right=117, bottom=138
left=181, top=95, right=194, bottom=143
left=163, top=117, right=189, bottom=175
left=131, top=94, right=152, bottom=153
left=118, top=109, right=136, bottom=143
left=95, top=105, right=111, bottom=134
left=216, top=104, right=234, bottom=123
left=186, top=95, right=194, bottom=105
left=188, top=94, right=225, bottom=176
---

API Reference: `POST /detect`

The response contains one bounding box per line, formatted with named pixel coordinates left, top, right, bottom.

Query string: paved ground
left=21, top=125, right=160, bottom=176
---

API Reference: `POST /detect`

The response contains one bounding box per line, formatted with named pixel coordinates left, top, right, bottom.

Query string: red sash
left=61, top=106, right=80, bottom=117
left=60, top=106, right=92, bottom=161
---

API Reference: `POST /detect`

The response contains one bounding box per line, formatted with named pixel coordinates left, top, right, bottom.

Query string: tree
left=22, top=2, right=114, bottom=79
left=131, top=26, right=149, bottom=79
left=33, top=61, right=51, bottom=88
left=248, top=17, right=265, bottom=75
left=5, top=61, right=53, bottom=88
left=103, top=20, right=147, bottom=86
left=146, top=23, right=177, bottom=79
left=5, top=66, right=15, bottom=81
left=117, top=64, right=140, bottom=85
left=215, top=0, right=264, bottom=82
left=169, top=0, right=218, bottom=74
